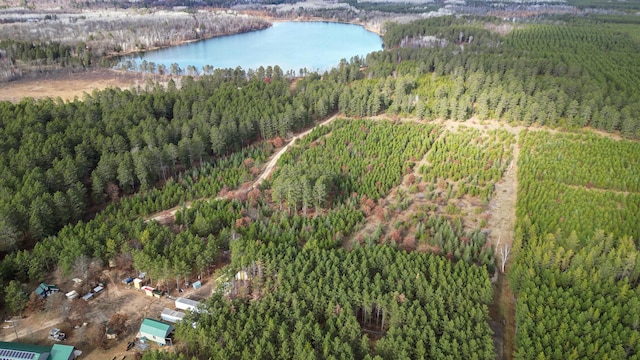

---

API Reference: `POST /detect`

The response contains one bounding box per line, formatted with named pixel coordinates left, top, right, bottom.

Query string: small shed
left=160, top=308, right=186, bottom=323
left=35, top=283, right=60, bottom=298
left=142, top=286, right=155, bottom=297
left=123, top=277, right=134, bottom=285
left=192, top=281, right=202, bottom=289
left=175, top=297, right=200, bottom=312
left=133, top=278, right=144, bottom=289
left=138, top=318, right=174, bottom=346
left=82, top=292, right=93, bottom=301
left=152, top=289, right=163, bottom=298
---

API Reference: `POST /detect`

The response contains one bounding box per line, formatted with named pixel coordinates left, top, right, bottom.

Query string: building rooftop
left=50, top=344, right=75, bottom=360
left=0, top=341, right=76, bottom=360
left=0, top=341, right=50, bottom=359
left=139, top=318, right=174, bottom=339
left=175, top=297, right=200, bottom=306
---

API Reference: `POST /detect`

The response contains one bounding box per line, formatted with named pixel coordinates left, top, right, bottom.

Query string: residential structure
left=0, top=341, right=79, bottom=360
left=137, top=318, right=174, bottom=346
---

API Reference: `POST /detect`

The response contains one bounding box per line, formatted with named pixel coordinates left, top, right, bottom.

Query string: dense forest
left=0, top=70, right=314, bottom=250
left=178, top=246, right=494, bottom=359
left=0, top=13, right=639, bottom=360
left=511, top=131, right=640, bottom=359
left=376, top=16, right=640, bottom=137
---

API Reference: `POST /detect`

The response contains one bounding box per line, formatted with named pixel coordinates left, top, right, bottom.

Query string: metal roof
left=161, top=308, right=186, bottom=323
left=50, top=344, right=75, bottom=360
left=175, top=297, right=199, bottom=307
left=0, top=349, right=37, bottom=359
left=0, top=341, right=50, bottom=359
left=34, top=283, right=48, bottom=296
left=139, top=318, right=173, bottom=339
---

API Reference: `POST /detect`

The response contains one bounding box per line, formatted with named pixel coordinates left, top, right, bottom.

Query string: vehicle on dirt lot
left=49, top=328, right=66, bottom=341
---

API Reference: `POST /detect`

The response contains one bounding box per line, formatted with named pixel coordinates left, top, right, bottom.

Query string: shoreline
left=104, top=22, right=273, bottom=59
left=0, top=13, right=384, bottom=103
left=269, top=16, right=383, bottom=36
left=109, top=16, right=382, bottom=60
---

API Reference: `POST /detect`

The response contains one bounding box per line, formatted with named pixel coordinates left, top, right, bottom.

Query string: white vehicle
left=49, top=328, right=66, bottom=341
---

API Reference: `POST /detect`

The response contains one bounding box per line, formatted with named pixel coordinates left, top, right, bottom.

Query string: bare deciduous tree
left=498, top=237, right=511, bottom=273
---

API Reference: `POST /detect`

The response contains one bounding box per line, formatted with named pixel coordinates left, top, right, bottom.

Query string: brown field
left=0, top=69, right=152, bottom=103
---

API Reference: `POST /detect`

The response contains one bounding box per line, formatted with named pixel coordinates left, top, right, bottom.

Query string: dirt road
left=146, top=114, right=338, bottom=223
left=253, top=114, right=338, bottom=187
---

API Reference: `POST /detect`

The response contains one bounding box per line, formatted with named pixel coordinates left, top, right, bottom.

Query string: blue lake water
left=120, top=21, right=382, bottom=74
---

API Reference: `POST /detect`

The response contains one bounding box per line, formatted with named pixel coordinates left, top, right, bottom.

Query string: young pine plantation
left=0, top=14, right=639, bottom=360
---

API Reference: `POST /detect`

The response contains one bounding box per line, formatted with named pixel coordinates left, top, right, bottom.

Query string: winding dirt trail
left=146, top=114, right=338, bottom=224
left=253, top=114, right=339, bottom=187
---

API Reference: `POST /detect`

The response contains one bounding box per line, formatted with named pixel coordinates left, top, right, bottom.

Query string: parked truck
left=49, top=328, right=66, bottom=341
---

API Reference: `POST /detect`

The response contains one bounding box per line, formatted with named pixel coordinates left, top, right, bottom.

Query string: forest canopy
left=0, top=12, right=639, bottom=360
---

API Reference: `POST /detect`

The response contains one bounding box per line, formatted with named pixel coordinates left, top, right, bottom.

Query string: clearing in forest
left=344, top=121, right=515, bottom=272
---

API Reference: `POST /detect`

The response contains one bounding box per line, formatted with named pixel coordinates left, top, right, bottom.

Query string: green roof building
left=34, top=283, right=60, bottom=298
left=138, top=318, right=174, bottom=345
left=0, top=341, right=77, bottom=360
left=50, top=344, right=75, bottom=360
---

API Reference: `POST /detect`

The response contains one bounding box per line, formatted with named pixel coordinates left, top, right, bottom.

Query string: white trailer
left=65, top=290, right=79, bottom=300
left=175, top=297, right=201, bottom=313
left=161, top=308, right=186, bottom=323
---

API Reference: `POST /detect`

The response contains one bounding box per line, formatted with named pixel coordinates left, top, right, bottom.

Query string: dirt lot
left=0, top=269, right=216, bottom=360
left=0, top=69, right=151, bottom=103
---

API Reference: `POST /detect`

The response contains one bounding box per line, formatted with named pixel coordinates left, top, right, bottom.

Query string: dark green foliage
left=517, top=131, right=640, bottom=240
left=3, top=15, right=639, bottom=357
left=0, top=39, right=93, bottom=68
left=383, top=16, right=501, bottom=49
left=0, top=70, right=327, bottom=244
left=364, top=17, right=640, bottom=137
left=274, top=119, right=440, bottom=203
left=0, top=146, right=264, bottom=284
left=512, top=130, right=640, bottom=359
left=510, top=224, right=640, bottom=359
left=4, top=280, right=28, bottom=314
left=420, top=127, right=515, bottom=202
left=520, top=131, right=640, bottom=193
left=177, top=245, right=495, bottom=360
left=417, top=215, right=495, bottom=272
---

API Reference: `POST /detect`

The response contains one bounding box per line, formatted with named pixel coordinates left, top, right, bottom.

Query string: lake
left=120, top=21, right=383, bottom=74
